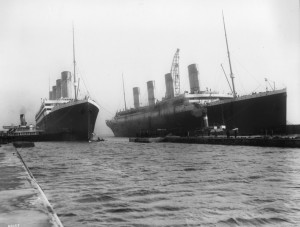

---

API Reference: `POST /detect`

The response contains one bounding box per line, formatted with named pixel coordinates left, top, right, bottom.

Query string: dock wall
left=0, top=144, right=63, bottom=227
left=164, top=136, right=300, bottom=148
left=130, top=136, right=300, bottom=148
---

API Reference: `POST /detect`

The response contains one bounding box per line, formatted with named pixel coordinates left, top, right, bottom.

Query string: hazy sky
left=0, top=0, right=299, bottom=135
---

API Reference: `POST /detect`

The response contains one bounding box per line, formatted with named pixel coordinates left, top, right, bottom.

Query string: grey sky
left=0, top=0, right=299, bottom=135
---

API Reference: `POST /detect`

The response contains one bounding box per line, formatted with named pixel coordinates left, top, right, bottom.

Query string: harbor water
left=18, top=138, right=300, bottom=226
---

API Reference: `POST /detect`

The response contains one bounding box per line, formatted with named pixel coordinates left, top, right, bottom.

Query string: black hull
left=107, top=90, right=286, bottom=137
left=37, top=100, right=99, bottom=141
left=207, top=91, right=286, bottom=135
left=107, top=108, right=205, bottom=137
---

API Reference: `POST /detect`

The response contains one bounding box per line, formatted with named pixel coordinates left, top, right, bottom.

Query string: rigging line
left=78, top=82, right=109, bottom=113
left=252, top=84, right=262, bottom=93
left=77, top=71, right=90, bottom=97
left=75, top=68, right=88, bottom=93
left=221, top=64, right=233, bottom=94
left=80, top=79, right=115, bottom=115
left=98, top=105, right=114, bottom=116
left=92, top=95, right=114, bottom=116
left=74, top=68, right=115, bottom=117
left=234, top=66, right=247, bottom=95
left=230, top=52, right=262, bottom=86
left=95, top=100, right=114, bottom=116
left=78, top=67, right=101, bottom=100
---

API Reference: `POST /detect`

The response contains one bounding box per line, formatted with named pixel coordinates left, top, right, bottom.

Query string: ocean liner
left=35, top=28, right=99, bottom=141
left=106, top=15, right=286, bottom=137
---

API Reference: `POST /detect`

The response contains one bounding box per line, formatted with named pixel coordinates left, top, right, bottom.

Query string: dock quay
left=0, top=144, right=63, bottom=227
left=130, top=135, right=300, bottom=148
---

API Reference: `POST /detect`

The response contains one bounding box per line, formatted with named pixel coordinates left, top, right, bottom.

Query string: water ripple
left=19, top=138, right=300, bottom=226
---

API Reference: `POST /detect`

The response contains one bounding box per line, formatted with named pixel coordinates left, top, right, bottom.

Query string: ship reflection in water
left=19, top=138, right=300, bottom=226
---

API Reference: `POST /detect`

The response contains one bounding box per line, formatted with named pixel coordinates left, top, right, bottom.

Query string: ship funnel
left=52, top=86, right=57, bottom=100
left=61, top=71, right=73, bottom=98
left=56, top=79, right=62, bottom=99
left=147, top=81, right=156, bottom=106
left=49, top=91, right=53, bottom=100
left=20, top=114, right=27, bottom=126
left=165, top=73, right=174, bottom=99
left=188, top=64, right=200, bottom=94
left=133, top=87, right=140, bottom=109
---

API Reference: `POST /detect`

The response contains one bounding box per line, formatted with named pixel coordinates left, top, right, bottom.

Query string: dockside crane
left=171, top=49, right=180, bottom=96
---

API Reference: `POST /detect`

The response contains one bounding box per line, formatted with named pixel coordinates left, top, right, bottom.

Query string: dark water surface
left=19, top=138, right=300, bottom=226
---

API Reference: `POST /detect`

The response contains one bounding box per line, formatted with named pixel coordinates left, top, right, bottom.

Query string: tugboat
left=0, top=114, right=43, bottom=143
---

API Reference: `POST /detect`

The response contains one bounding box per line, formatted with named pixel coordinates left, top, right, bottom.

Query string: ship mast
left=72, top=24, right=78, bottom=100
left=222, top=12, right=237, bottom=98
left=122, top=73, right=127, bottom=110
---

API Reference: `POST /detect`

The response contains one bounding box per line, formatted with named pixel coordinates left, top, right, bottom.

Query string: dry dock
left=130, top=136, right=300, bottom=148
left=0, top=144, right=63, bottom=227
